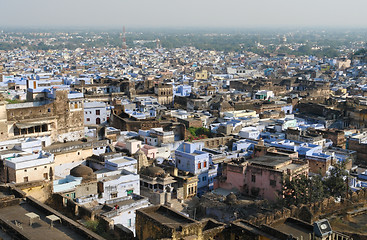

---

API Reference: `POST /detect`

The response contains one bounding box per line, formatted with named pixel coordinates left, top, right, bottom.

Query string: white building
left=0, top=138, right=54, bottom=183
left=84, top=101, right=109, bottom=125
left=95, top=156, right=140, bottom=202
left=3, top=151, right=54, bottom=183
left=238, top=127, right=260, bottom=140
left=101, top=194, right=150, bottom=236
left=254, top=90, right=274, bottom=100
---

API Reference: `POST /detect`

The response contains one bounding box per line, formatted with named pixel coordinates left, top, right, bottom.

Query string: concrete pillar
left=165, top=192, right=171, bottom=203
left=75, top=204, right=79, bottom=216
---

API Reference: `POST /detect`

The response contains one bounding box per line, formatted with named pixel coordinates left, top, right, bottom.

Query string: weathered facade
left=136, top=205, right=226, bottom=240
left=3, top=90, right=84, bottom=144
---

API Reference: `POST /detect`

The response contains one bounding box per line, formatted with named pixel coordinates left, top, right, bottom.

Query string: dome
left=70, top=165, right=93, bottom=178
left=142, top=166, right=165, bottom=178
left=225, top=192, right=237, bottom=205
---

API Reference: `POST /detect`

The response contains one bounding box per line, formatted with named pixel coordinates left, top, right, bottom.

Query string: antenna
left=122, top=26, right=127, bottom=49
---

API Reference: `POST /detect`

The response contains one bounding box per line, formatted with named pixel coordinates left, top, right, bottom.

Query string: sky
left=1, top=0, right=367, bottom=29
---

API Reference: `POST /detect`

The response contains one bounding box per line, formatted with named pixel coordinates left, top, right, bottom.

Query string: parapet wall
left=51, top=193, right=115, bottom=233
left=26, top=195, right=105, bottom=240
left=193, top=136, right=233, bottom=149
left=247, top=188, right=367, bottom=226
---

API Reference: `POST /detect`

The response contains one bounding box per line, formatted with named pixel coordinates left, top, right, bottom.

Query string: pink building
left=217, top=155, right=308, bottom=202
left=142, top=145, right=158, bottom=159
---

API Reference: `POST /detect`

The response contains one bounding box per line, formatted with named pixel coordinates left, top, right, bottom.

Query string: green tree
left=324, top=161, right=348, bottom=198
left=282, top=174, right=310, bottom=206
left=309, top=174, right=325, bottom=203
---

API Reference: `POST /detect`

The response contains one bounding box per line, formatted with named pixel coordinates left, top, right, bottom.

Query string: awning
left=15, top=122, right=48, bottom=129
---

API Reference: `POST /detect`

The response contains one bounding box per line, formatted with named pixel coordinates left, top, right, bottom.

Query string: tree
left=281, top=174, right=327, bottom=206
left=309, top=174, right=325, bottom=203
left=323, top=161, right=348, bottom=198
left=282, top=174, right=310, bottom=206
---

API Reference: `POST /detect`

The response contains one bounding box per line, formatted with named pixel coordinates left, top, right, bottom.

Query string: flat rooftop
left=107, top=157, right=134, bottom=165
left=139, top=206, right=196, bottom=229
left=43, top=141, right=85, bottom=151
left=234, top=220, right=279, bottom=240
left=0, top=149, right=23, bottom=156
left=0, top=203, right=86, bottom=240
left=272, top=220, right=313, bottom=239
left=248, top=155, right=292, bottom=168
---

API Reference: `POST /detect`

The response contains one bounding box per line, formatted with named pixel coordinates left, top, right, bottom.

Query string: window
left=96, top=110, right=100, bottom=115
left=48, top=108, right=51, bottom=112
left=86, top=118, right=90, bottom=122
left=34, top=168, right=37, bottom=170
left=96, top=118, right=101, bottom=124
left=24, top=177, right=29, bottom=182
left=86, top=187, right=89, bottom=191
left=24, top=169, right=27, bottom=172
left=198, top=163, right=201, bottom=169
left=43, top=173, right=48, bottom=179
left=110, top=193, right=118, bottom=198
left=204, top=161, right=207, bottom=168
left=128, top=219, right=132, bottom=227
left=202, top=176, right=206, bottom=181
left=270, top=180, right=276, bottom=187
left=251, top=175, right=256, bottom=182
left=44, top=166, right=47, bottom=168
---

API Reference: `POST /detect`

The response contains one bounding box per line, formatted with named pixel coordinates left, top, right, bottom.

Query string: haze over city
left=1, top=0, right=367, bottom=29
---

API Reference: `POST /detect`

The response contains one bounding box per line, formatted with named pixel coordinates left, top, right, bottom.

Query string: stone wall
left=193, top=136, right=233, bottom=149
left=0, top=195, right=20, bottom=209
left=247, top=189, right=367, bottom=226
left=14, top=180, right=53, bottom=203
left=348, top=140, right=367, bottom=165
left=50, top=193, right=114, bottom=233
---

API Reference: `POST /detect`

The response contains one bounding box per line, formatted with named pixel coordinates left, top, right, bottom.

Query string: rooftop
left=248, top=155, right=292, bottom=169
left=271, top=218, right=313, bottom=240
left=0, top=203, right=87, bottom=240
left=138, top=205, right=197, bottom=229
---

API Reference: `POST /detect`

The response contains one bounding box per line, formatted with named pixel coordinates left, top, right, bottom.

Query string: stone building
left=53, top=164, right=98, bottom=201
left=136, top=205, right=226, bottom=240
left=140, top=166, right=177, bottom=205
left=3, top=89, right=84, bottom=144
left=134, top=148, right=149, bottom=173
left=155, top=83, right=173, bottom=106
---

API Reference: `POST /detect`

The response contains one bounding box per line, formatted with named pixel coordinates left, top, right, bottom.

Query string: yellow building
left=222, top=110, right=257, bottom=118
left=195, top=70, right=208, bottom=80
left=44, top=140, right=109, bottom=178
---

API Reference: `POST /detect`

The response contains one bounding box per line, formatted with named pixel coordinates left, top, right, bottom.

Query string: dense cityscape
left=0, top=26, right=367, bottom=240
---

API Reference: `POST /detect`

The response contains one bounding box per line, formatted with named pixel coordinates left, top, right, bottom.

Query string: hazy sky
left=1, top=0, right=367, bottom=29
